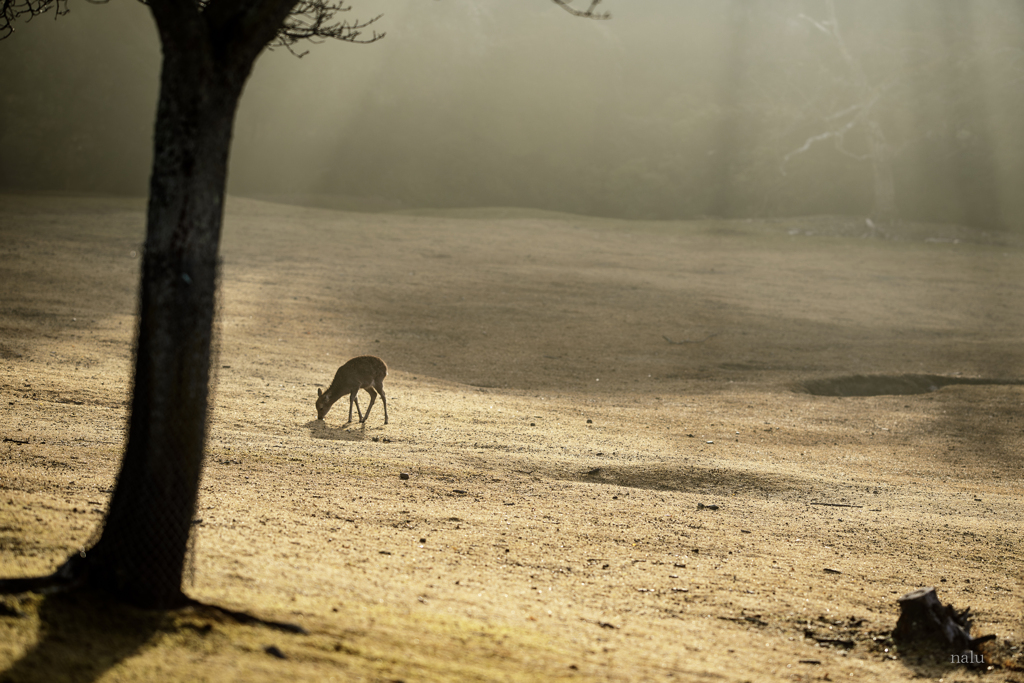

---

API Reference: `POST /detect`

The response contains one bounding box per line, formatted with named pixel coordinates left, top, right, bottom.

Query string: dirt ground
left=1, top=193, right=1022, bottom=682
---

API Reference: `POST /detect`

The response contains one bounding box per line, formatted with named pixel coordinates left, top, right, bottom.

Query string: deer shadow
left=1, top=589, right=159, bottom=683
left=304, top=419, right=370, bottom=441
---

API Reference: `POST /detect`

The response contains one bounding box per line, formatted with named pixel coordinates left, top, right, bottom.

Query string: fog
left=2, top=0, right=1023, bottom=228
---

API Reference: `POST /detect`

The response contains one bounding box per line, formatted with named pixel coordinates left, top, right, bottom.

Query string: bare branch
left=550, top=0, right=610, bottom=20
left=267, top=0, right=384, bottom=56
left=1, top=0, right=110, bottom=40
left=1, top=0, right=63, bottom=40
left=796, top=12, right=831, bottom=37
left=824, top=101, right=865, bottom=123
left=780, top=114, right=862, bottom=173
left=832, top=137, right=870, bottom=163
left=5, top=0, right=605, bottom=48
left=781, top=130, right=840, bottom=172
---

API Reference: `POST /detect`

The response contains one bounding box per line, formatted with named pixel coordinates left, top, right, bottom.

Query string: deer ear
left=317, top=388, right=323, bottom=397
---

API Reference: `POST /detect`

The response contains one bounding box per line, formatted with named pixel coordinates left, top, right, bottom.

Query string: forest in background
left=1, top=0, right=1022, bottom=230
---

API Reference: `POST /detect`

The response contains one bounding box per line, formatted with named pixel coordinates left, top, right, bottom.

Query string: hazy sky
left=2, top=1, right=1022, bottom=227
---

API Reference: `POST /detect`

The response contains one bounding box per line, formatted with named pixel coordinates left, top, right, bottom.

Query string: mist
left=2, top=0, right=1023, bottom=229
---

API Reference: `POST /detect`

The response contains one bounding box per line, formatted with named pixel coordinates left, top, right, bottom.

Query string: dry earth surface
left=1, top=193, right=1022, bottom=682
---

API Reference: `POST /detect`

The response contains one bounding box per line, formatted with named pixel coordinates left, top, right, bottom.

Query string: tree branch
left=1, top=0, right=65, bottom=39
left=269, top=0, right=384, bottom=56
left=550, top=0, right=610, bottom=20
left=5, top=0, right=604, bottom=48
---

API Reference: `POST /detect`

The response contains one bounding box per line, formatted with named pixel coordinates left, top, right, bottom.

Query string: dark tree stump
left=892, top=587, right=995, bottom=656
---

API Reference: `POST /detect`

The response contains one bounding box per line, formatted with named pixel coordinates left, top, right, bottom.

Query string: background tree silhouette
left=0, top=0, right=607, bottom=609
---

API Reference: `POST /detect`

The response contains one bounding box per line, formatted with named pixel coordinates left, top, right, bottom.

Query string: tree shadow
left=793, top=373, right=1023, bottom=397
left=569, top=463, right=815, bottom=500
left=0, top=589, right=160, bottom=683
left=1, top=588, right=308, bottom=683
left=304, top=419, right=368, bottom=441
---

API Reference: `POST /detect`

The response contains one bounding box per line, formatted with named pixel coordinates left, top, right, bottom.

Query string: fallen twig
left=809, top=502, right=863, bottom=508
left=663, top=333, right=718, bottom=345
left=804, top=630, right=855, bottom=648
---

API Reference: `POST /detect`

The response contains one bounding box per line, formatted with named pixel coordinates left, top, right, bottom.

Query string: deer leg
left=361, top=387, right=378, bottom=423
left=377, top=383, right=388, bottom=425
left=348, top=391, right=363, bottom=424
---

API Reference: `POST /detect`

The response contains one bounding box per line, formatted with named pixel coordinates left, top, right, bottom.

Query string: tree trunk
left=823, top=1, right=898, bottom=224
left=31, top=0, right=305, bottom=610
left=81, top=30, right=251, bottom=609
left=865, top=119, right=896, bottom=223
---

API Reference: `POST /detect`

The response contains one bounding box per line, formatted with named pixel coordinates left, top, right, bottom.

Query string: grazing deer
left=316, top=356, right=389, bottom=425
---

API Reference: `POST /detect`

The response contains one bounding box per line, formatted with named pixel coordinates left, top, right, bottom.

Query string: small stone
left=399, top=472, right=410, bottom=480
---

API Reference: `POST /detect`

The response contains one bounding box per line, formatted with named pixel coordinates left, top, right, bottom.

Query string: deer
left=315, top=356, right=389, bottom=425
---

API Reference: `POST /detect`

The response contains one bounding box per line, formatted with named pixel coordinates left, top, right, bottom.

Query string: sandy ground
left=1, top=193, right=1022, bottom=682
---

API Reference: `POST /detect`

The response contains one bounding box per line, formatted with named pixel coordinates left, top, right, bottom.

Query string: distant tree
left=776, top=0, right=1016, bottom=230
left=782, top=0, right=897, bottom=224
left=0, top=0, right=608, bottom=609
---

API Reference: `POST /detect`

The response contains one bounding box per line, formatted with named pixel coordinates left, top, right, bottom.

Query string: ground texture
left=1, top=194, right=1022, bottom=682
